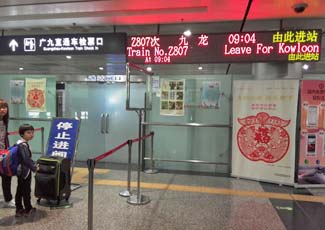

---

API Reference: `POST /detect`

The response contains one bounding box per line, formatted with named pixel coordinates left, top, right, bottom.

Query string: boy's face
left=22, top=130, right=34, bottom=141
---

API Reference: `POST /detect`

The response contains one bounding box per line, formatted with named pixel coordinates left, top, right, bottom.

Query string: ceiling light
left=302, top=64, right=309, bottom=70
left=198, top=65, right=203, bottom=70
left=19, top=67, right=24, bottom=71
left=146, top=66, right=152, bottom=72
left=99, top=66, right=104, bottom=71
left=66, top=55, right=72, bottom=59
left=183, top=30, right=192, bottom=37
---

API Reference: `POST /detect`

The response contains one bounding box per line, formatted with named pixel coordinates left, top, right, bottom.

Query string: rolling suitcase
left=35, top=156, right=71, bottom=204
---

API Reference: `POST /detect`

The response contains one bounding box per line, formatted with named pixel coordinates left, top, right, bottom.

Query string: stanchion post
left=127, top=109, right=150, bottom=205
left=87, top=158, right=96, bottom=230
left=119, top=140, right=133, bottom=197
left=145, top=131, right=158, bottom=174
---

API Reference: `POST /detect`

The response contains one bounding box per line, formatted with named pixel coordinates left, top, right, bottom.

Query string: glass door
left=64, top=82, right=145, bottom=163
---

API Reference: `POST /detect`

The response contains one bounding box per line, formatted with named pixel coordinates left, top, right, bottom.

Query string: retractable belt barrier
left=8, top=127, right=45, bottom=155
left=87, top=131, right=154, bottom=230
left=94, top=141, right=128, bottom=162
left=8, top=127, right=43, bottom=136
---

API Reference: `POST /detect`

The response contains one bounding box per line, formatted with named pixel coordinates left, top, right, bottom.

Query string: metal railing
left=142, top=121, right=231, bottom=128
left=142, top=121, right=232, bottom=172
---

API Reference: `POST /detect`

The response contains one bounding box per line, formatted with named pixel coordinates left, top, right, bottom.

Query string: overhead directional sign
left=0, top=33, right=126, bottom=55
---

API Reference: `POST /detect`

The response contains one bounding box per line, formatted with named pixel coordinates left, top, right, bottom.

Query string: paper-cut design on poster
left=237, top=112, right=290, bottom=163
left=25, top=78, right=46, bottom=112
left=232, top=80, right=299, bottom=185
left=160, top=79, right=184, bottom=116
left=10, top=80, right=24, bottom=104
left=200, top=81, right=220, bottom=109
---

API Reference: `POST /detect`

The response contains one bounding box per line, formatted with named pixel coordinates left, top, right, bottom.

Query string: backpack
left=0, top=145, right=19, bottom=176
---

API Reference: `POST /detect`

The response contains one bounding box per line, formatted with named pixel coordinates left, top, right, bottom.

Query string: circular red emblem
left=237, top=112, right=290, bottom=163
left=27, top=88, right=45, bottom=108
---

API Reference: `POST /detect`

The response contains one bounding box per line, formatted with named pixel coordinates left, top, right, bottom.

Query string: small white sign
left=24, top=38, right=36, bottom=52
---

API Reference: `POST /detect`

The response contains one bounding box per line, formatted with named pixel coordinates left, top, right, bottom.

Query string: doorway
left=63, top=81, right=146, bottom=163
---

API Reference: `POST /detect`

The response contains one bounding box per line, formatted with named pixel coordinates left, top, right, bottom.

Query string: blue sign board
left=46, top=118, right=80, bottom=161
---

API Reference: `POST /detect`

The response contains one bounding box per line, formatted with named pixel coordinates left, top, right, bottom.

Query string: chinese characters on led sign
left=127, top=35, right=195, bottom=63
left=126, top=29, right=321, bottom=64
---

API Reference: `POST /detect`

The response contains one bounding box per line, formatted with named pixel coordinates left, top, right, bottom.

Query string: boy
left=15, top=124, right=37, bottom=217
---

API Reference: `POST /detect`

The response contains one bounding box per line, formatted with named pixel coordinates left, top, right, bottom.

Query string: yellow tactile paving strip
left=71, top=167, right=325, bottom=203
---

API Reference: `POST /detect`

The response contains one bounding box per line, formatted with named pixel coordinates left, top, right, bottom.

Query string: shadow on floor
left=0, top=209, right=48, bottom=227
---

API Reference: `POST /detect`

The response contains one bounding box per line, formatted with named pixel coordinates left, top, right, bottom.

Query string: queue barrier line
left=8, top=127, right=43, bottom=136
left=95, top=141, right=128, bottom=162
left=94, top=132, right=154, bottom=162
left=131, top=132, right=154, bottom=143
left=87, top=131, right=155, bottom=230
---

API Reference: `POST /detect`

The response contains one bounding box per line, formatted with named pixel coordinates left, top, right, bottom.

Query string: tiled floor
left=0, top=166, right=325, bottom=230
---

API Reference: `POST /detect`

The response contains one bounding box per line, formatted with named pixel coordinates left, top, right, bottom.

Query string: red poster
left=232, top=80, right=299, bottom=185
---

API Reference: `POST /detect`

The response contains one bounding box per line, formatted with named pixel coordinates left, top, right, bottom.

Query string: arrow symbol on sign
left=9, top=39, right=19, bottom=52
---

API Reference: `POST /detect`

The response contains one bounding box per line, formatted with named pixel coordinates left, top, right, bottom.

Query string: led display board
left=0, top=33, right=126, bottom=55
left=127, top=29, right=322, bottom=64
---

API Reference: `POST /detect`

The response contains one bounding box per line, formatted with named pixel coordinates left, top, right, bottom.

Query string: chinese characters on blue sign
left=46, top=118, right=80, bottom=161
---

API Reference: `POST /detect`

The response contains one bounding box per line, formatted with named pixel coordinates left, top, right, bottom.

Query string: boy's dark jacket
left=16, top=140, right=36, bottom=179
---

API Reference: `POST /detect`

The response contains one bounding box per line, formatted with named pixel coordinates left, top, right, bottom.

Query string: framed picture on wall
left=10, top=80, right=25, bottom=104
left=160, top=79, right=185, bottom=116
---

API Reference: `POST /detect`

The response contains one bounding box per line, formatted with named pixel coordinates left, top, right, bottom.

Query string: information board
left=127, top=29, right=322, bottom=64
